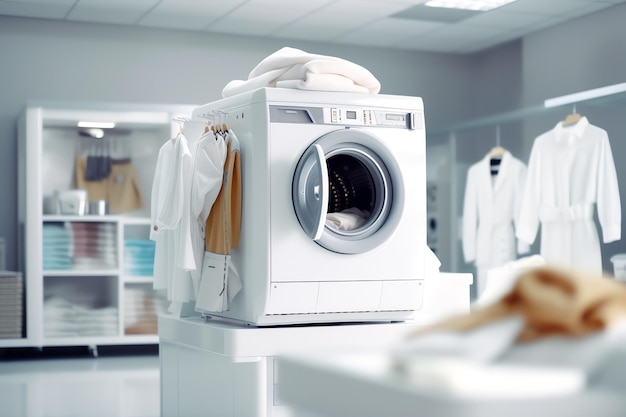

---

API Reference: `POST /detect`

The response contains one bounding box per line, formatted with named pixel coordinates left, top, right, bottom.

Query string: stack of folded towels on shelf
left=0, top=272, right=24, bottom=338
left=124, top=285, right=166, bottom=335
left=43, top=295, right=118, bottom=338
left=42, top=224, right=73, bottom=270
left=71, top=222, right=117, bottom=270
left=124, top=238, right=155, bottom=277
left=42, top=223, right=118, bottom=271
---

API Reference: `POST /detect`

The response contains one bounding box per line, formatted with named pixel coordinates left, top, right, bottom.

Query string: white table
left=276, top=345, right=626, bottom=417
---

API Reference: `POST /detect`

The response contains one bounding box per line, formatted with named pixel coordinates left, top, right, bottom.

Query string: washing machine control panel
left=323, top=107, right=420, bottom=129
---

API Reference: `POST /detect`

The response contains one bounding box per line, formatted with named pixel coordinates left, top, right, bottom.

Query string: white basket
left=610, top=254, right=626, bottom=281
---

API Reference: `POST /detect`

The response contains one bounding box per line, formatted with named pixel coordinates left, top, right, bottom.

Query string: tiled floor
left=0, top=346, right=160, bottom=417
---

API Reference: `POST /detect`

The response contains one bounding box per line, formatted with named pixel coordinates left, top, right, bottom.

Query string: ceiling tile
left=499, top=0, right=597, bottom=15
left=0, top=0, right=74, bottom=19
left=67, top=0, right=161, bottom=25
left=208, top=0, right=334, bottom=36
left=138, top=0, right=246, bottom=30
left=463, top=9, right=546, bottom=28
left=273, top=0, right=414, bottom=40
left=561, top=1, right=616, bottom=18
left=397, top=23, right=507, bottom=53
left=340, top=17, right=443, bottom=46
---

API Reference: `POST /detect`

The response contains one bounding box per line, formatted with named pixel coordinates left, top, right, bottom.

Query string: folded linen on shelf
left=222, top=47, right=381, bottom=97
left=43, top=296, right=119, bottom=337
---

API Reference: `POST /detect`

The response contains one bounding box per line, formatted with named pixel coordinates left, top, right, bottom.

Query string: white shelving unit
left=5, top=101, right=194, bottom=349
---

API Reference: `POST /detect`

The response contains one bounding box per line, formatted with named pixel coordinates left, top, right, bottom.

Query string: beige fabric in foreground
left=413, top=267, right=626, bottom=342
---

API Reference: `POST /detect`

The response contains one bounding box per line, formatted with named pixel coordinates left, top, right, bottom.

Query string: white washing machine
left=192, top=88, right=426, bottom=326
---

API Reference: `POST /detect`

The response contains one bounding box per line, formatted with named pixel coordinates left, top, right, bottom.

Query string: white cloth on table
left=222, top=47, right=381, bottom=97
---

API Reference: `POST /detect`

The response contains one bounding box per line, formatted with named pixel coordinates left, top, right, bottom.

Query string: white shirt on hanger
left=150, top=131, right=194, bottom=304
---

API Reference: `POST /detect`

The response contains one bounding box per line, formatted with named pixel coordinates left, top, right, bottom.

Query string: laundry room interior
left=2, top=1, right=626, bottom=416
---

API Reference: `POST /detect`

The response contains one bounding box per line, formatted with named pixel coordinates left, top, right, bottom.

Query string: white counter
left=276, top=343, right=626, bottom=417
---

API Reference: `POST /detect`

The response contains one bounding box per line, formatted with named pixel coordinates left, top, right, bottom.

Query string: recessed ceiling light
left=424, top=0, right=518, bottom=12
left=77, top=121, right=116, bottom=129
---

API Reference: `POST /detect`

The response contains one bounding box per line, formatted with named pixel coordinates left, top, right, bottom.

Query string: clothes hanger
left=562, top=104, right=582, bottom=127
left=488, top=125, right=506, bottom=159
left=213, top=110, right=229, bottom=134
left=172, top=115, right=190, bottom=135
left=197, top=112, right=218, bottom=135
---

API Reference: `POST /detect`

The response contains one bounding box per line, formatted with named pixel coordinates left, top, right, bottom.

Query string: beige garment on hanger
left=411, top=266, right=626, bottom=343
left=205, top=140, right=242, bottom=254
left=75, top=156, right=143, bottom=213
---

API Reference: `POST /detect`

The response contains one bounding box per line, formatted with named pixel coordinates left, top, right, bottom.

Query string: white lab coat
left=516, top=117, right=621, bottom=274
left=462, top=151, right=529, bottom=296
left=150, top=132, right=195, bottom=305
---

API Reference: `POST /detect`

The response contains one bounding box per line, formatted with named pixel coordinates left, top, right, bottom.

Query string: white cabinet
left=6, top=102, right=193, bottom=349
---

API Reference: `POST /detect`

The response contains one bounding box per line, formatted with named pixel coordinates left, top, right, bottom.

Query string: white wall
left=0, top=16, right=477, bottom=270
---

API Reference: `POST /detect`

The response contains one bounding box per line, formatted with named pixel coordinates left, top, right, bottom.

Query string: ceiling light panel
left=424, top=0, right=518, bottom=11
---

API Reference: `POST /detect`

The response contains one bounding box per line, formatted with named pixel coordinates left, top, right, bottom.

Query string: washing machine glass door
left=293, top=129, right=402, bottom=254
left=293, top=143, right=329, bottom=240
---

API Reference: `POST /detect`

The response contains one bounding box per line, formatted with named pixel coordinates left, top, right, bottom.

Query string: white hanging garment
left=189, top=129, right=228, bottom=295
left=516, top=117, right=621, bottom=274
left=195, top=130, right=243, bottom=313
left=150, top=130, right=194, bottom=304
left=462, top=150, right=529, bottom=297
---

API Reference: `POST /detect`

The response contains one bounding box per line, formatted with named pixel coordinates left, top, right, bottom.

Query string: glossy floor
left=0, top=346, right=160, bottom=417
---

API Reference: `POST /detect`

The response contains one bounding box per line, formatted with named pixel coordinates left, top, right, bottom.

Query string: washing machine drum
left=293, top=129, right=403, bottom=254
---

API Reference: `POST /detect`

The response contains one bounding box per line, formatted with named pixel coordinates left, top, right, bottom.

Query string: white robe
left=516, top=117, right=621, bottom=274
left=462, top=151, right=529, bottom=296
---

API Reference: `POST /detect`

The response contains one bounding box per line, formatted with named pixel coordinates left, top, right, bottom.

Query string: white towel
left=222, top=47, right=381, bottom=97
left=325, top=207, right=370, bottom=231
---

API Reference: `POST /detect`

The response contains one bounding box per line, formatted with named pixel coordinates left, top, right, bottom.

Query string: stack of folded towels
left=42, top=224, right=73, bottom=270
left=124, top=238, right=156, bottom=277
left=222, top=47, right=381, bottom=98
